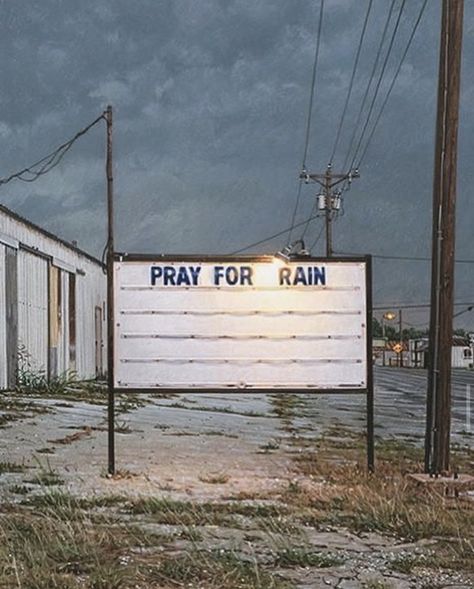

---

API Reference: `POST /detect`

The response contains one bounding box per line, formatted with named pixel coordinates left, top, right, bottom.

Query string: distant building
left=373, top=338, right=408, bottom=367
left=451, top=336, right=473, bottom=369
left=409, top=336, right=473, bottom=369
left=0, top=204, right=106, bottom=389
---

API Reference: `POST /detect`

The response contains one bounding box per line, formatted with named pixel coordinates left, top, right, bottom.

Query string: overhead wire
left=454, top=306, right=474, bottom=319
left=402, top=319, right=430, bottom=328
left=300, top=199, right=320, bottom=240
left=329, top=0, right=374, bottom=166
left=0, top=113, right=105, bottom=187
left=229, top=212, right=322, bottom=255
left=308, top=221, right=325, bottom=252
left=349, top=0, right=408, bottom=169
left=342, top=0, right=398, bottom=172
left=356, top=0, right=430, bottom=167
left=301, top=0, right=325, bottom=173
left=287, top=0, right=325, bottom=246
left=335, top=251, right=474, bottom=264
left=301, top=0, right=370, bottom=247
left=374, top=301, right=474, bottom=310
left=229, top=2, right=437, bottom=259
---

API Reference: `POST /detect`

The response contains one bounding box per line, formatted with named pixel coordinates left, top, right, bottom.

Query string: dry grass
left=0, top=461, right=25, bottom=475
left=198, top=472, right=231, bottom=484
left=129, top=496, right=286, bottom=527
left=284, top=432, right=474, bottom=572
left=148, top=549, right=291, bottom=588
left=0, top=493, right=293, bottom=589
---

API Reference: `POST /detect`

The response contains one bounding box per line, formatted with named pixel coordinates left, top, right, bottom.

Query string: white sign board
left=113, top=257, right=369, bottom=391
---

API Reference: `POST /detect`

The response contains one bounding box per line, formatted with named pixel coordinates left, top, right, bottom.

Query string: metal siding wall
left=75, top=274, right=85, bottom=376
left=451, top=346, right=469, bottom=369
left=48, top=265, right=59, bottom=377
left=76, top=273, right=90, bottom=377
left=0, top=245, right=6, bottom=388
left=0, top=208, right=107, bottom=384
left=75, top=268, right=106, bottom=379
left=57, top=270, right=70, bottom=375
left=17, top=250, right=49, bottom=374
left=5, top=247, right=18, bottom=387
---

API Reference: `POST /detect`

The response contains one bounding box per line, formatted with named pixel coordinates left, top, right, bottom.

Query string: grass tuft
left=199, top=472, right=231, bottom=484
left=150, top=549, right=291, bottom=588
left=0, top=461, right=25, bottom=475
left=275, top=547, right=343, bottom=568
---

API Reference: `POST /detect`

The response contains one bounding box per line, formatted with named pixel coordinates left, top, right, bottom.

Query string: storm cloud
left=0, top=0, right=473, bottom=328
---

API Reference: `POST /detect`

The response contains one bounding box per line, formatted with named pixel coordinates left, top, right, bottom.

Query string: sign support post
left=105, top=105, right=116, bottom=475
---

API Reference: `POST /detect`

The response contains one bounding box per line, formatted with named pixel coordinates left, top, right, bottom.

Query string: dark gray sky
left=0, top=0, right=473, bottom=329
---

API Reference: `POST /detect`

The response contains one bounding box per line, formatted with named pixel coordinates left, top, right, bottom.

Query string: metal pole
left=425, top=0, right=464, bottom=474
left=105, top=105, right=116, bottom=475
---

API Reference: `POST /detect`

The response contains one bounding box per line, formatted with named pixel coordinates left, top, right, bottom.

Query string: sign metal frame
left=107, top=252, right=374, bottom=472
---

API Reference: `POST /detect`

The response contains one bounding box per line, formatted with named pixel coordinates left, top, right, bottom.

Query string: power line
left=350, top=0, right=408, bottom=168
left=356, top=0, right=429, bottom=167
left=288, top=0, right=325, bottom=245
left=230, top=212, right=321, bottom=255
left=454, top=305, right=473, bottom=319
left=301, top=0, right=325, bottom=170
left=403, top=319, right=430, bottom=328
left=230, top=239, right=474, bottom=264
left=329, top=0, right=374, bottom=166
left=287, top=180, right=304, bottom=246
left=335, top=250, right=474, bottom=264
left=0, top=113, right=105, bottom=187
left=342, top=0, right=398, bottom=172
left=374, top=301, right=474, bottom=310
left=300, top=200, right=320, bottom=240
left=308, top=221, right=325, bottom=252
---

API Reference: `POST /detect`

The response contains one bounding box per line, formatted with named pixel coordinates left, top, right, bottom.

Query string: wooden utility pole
left=399, top=310, right=403, bottom=368
left=425, top=0, right=464, bottom=474
left=300, top=166, right=359, bottom=257
left=324, top=168, right=333, bottom=257
left=105, top=105, right=116, bottom=475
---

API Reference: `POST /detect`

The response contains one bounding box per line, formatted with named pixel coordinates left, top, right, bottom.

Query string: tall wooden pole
left=105, top=105, right=116, bottom=475
left=325, top=167, right=332, bottom=257
left=425, top=0, right=464, bottom=474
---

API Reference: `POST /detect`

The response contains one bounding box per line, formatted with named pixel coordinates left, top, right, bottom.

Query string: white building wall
left=0, top=206, right=106, bottom=387
left=452, top=346, right=472, bottom=369
left=76, top=268, right=106, bottom=377
left=17, top=250, right=49, bottom=374
left=0, top=245, right=7, bottom=389
left=56, top=269, right=70, bottom=375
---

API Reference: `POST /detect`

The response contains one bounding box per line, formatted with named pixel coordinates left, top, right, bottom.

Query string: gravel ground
left=0, top=367, right=473, bottom=588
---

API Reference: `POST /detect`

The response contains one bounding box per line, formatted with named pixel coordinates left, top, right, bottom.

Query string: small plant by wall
left=15, top=344, right=78, bottom=395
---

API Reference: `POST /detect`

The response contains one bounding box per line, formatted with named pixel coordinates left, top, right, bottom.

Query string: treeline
left=372, top=318, right=468, bottom=342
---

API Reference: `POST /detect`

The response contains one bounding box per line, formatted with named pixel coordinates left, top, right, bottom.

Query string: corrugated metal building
left=0, top=204, right=106, bottom=389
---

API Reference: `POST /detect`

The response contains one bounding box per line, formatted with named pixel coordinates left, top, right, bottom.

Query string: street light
left=382, top=311, right=397, bottom=367
left=382, top=310, right=404, bottom=367
left=383, top=311, right=397, bottom=321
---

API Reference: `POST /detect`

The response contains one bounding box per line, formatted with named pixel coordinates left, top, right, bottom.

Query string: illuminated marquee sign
left=113, top=255, right=370, bottom=392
